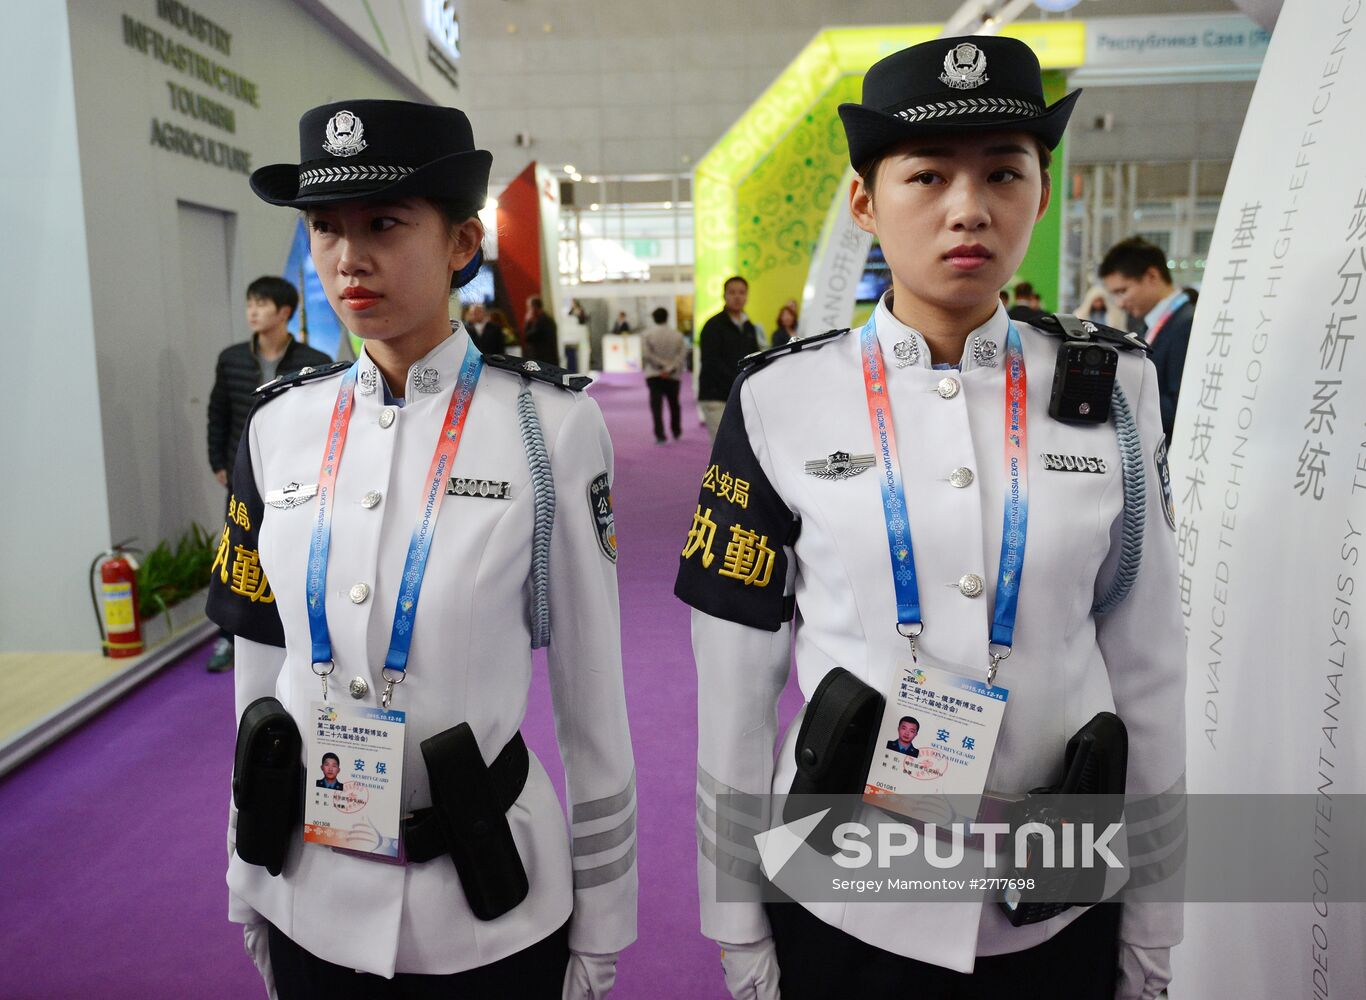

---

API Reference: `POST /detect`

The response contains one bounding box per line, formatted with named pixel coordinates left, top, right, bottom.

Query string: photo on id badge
left=303, top=701, right=407, bottom=861
left=863, top=661, right=1009, bottom=823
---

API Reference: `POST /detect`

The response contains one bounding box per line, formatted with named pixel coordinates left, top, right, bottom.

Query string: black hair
left=246, top=276, right=299, bottom=318
left=430, top=197, right=487, bottom=291
left=321, top=752, right=340, bottom=765
left=652, top=306, right=668, bottom=324
left=1098, top=237, right=1172, bottom=283
left=723, top=275, right=748, bottom=291
left=898, top=716, right=919, bottom=729
left=859, top=135, right=1052, bottom=198
left=1013, top=281, right=1036, bottom=299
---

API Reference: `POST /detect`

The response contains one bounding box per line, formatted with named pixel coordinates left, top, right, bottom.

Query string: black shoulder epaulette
left=740, top=327, right=851, bottom=375
left=483, top=354, right=592, bottom=391
left=1030, top=313, right=1149, bottom=354
left=254, top=361, right=351, bottom=400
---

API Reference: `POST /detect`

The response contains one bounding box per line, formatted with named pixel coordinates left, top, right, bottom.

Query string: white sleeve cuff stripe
left=573, top=769, right=637, bottom=823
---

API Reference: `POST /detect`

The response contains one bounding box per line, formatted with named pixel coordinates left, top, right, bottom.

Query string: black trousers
left=766, top=900, right=1120, bottom=1000
left=646, top=376, right=682, bottom=441
left=268, top=920, right=569, bottom=999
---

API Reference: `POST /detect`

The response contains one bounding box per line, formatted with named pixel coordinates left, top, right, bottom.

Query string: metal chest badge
left=805, top=450, right=876, bottom=481
left=1154, top=439, right=1177, bottom=530
left=589, top=471, right=617, bottom=562
left=323, top=110, right=367, bottom=157
left=940, top=42, right=989, bottom=90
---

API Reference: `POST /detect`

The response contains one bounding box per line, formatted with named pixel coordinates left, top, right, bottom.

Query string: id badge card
left=863, top=662, right=1009, bottom=821
left=303, top=701, right=407, bottom=861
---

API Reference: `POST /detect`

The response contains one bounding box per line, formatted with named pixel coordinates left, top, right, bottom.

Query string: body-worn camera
left=1049, top=340, right=1118, bottom=424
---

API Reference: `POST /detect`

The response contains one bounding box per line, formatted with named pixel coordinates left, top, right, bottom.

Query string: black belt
left=402, top=730, right=529, bottom=864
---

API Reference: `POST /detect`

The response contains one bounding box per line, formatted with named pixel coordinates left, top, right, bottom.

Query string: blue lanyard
left=858, top=315, right=1030, bottom=684
left=306, top=341, right=484, bottom=704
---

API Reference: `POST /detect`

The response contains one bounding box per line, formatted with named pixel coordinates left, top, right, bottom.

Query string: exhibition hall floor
left=0, top=372, right=803, bottom=999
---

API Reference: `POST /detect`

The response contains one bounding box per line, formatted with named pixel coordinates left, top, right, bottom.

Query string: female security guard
left=209, top=101, right=635, bottom=998
left=676, top=37, right=1184, bottom=1000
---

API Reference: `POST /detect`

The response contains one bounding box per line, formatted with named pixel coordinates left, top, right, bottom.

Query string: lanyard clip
left=987, top=644, right=1011, bottom=687
left=897, top=621, right=924, bottom=662
left=380, top=666, right=405, bottom=709
left=312, top=659, right=335, bottom=702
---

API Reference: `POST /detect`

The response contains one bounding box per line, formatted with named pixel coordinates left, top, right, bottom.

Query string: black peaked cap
left=838, top=35, right=1081, bottom=171
left=251, top=99, right=491, bottom=208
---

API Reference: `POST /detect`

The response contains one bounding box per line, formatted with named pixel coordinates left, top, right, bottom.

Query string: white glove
left=562, top=951, right=618, bottom=999
left=719, top=938, right=781, bottom=1000
left=1116, top=942, right=1171, bottom=1000
left=243, top=919, right=279, bottom=1000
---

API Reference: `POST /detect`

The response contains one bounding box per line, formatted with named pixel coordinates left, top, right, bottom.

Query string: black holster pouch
left=233, top=697, right=303, bottom=877
left=784, top=667, right=885, bottom=856
left=1000, top=711, right=1129, bottom=926
left=417, top=724, right=530, bottom=921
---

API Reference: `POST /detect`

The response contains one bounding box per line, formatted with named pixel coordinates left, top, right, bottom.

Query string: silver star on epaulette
left=804, top=450, right=876, bottom=481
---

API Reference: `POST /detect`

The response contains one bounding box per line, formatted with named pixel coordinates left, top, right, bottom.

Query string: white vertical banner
left=1172, top=1, right=1366, bottom=997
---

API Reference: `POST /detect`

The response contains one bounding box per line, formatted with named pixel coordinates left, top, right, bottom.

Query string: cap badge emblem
left=893, top=338, right=920, bottom=368
left=940, top=43, right=988, bottom=90
left=323, top=110, right=367, bottom=157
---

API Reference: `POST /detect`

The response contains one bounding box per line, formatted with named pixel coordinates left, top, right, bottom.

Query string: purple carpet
left=0, top=373, right=801, bottom=999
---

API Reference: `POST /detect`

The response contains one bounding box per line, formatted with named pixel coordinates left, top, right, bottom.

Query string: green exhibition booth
left=692, top=22, right=1085, bottom=331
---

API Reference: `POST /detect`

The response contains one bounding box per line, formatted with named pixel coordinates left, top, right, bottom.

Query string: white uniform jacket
left=208, top=328, right=637, bottom=978
left=676, top=297, right=1185, bottom=973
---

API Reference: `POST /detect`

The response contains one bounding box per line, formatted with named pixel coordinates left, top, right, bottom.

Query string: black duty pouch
left=783, top=667, right=885, bottom=856
left=999, top=711, right=1129, bottom=926
left=233, top=696, right=303, bottom=877
left=422, top=723, right=530, bottom=921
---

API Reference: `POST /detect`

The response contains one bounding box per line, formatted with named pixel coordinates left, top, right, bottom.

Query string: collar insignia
left=265, top=482, right=319, bottom=509
left=940, top=42, right=988, bottom=90
left=971, top=335, right=999, bottom=367
left=323, top=110, right=367, bottom=157
left=358, top=366, right=378, bottom=395
left=413, top=367, right=440, bottom=393
left=893, top=338, right=921, bottom=368
left=805, top=450, right=876, bottom=481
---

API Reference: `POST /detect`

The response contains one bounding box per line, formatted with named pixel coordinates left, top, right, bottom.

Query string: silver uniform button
left=958, top=573, right=985, bottom=598
left=349, top=582, right=371, bottom=604
left=348, top=676, right=369, bottom=699
left=361, top=490, right=382, bottom=509
left=937, top=377, right=961, bottom=400
left=379, top=407, right=396, bottom=429
left=949, top=467, right=974, bottom=488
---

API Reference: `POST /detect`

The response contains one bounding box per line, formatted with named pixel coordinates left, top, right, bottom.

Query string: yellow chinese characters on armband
left=699, top=464, right=750, bottom=510
left=683, top=506, right=717, bottom=568
left=718, top=525, right=775, bottom=587
left=682, top=506, right=774, bottom=588
left=212, top=513, right=275, bottom=604
left=227, top=495, right=251, bottom=531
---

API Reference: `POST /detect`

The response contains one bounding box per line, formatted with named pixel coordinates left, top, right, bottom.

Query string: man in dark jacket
left=205, top=275, right=330, bottom=671
left=1100, top=238, right=1194, bottom=441
left=524, top=296, right=559, bottom=364
left=697, top=275, right=760, bottom=441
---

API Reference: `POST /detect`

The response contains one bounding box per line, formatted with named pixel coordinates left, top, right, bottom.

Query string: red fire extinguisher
left=89, top=541, right=144, bottom=658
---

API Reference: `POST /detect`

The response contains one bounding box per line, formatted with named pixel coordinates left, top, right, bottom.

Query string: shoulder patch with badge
left=483, top=354, right=593, bottom=391
left=1154, top=439, right=1176, bottom=530
left=589, top=471, right=617, bottom=562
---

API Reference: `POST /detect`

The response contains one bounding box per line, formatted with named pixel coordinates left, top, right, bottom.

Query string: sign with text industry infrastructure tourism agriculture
left=1171, top=0, right=1365, bottom=997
